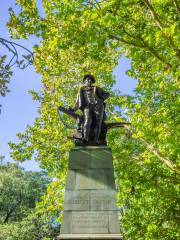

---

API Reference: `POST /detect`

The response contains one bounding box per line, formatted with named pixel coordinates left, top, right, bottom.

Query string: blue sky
left=0, top=0, right=137, bottom=171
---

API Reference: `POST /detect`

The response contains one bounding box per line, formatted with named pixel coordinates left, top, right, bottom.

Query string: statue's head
left=83, top=74, right=95, bottom=86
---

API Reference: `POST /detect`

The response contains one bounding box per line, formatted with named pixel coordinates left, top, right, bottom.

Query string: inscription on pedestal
left=90, top=190, right=117, bottom=210
left=64, top=190, right=117, bottom=211
left=72, top=212, right=108, bottom=234
left=59, top=147, right=121, bottom=238
left=64, top=191, right=89, bottom=210
left=72, top=212, right=108, bottom=227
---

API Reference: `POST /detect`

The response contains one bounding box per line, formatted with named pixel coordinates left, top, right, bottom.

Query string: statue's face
left=84, top=77, right=92, bottom=87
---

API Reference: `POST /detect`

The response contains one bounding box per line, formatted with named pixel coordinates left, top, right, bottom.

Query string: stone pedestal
left=58, top=146, right=122, bottom=240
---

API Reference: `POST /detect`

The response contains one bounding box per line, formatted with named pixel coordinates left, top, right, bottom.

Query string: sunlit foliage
left=7, top=1, right=180, bottom=239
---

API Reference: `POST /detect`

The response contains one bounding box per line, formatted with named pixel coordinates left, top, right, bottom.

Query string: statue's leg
left=83, top=108, right=92, bottom=141
left=94, top=106, right=104, bottom=142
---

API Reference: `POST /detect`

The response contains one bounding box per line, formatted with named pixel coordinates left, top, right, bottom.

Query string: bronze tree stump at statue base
left=58, top=146, right=122, bottom=240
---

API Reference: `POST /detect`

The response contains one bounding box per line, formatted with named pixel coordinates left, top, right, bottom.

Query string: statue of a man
left=72, top=74, right=109, bottom=143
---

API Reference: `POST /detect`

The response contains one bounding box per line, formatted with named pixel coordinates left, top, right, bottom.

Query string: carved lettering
left=67, top=198, right=111, bottom=205
left=67, top=199, right=89, bottom=204
left=72, top=212, right=108, bottom=228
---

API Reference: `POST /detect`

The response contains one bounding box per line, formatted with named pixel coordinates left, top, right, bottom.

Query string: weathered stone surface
left=64, top=190, right=89, bottom=211
left=109, top=212, right=121, bottom=233
left=66, top=170, right=76, bottom=190
left=58, top=234, right=122, bottom=239
left=59, top=147, right=121, bottom=239
left=71, top=211, right=109, bottom=234
left=63, top=190, right=117, bottom=211
left=90, top=190, right=117, bottom=211
left=69, top=150, right=92, bottom=169
left=75, top=169, right=113, bottom=190
left=66, top=168, right=115, bottom=190
left=69, top=147, right=113, bottom=169
left=60, top=211, right=72, bottom=233
left=75, top=169, right=103, bottom=190
left=61, top=211, right=120, bottom=235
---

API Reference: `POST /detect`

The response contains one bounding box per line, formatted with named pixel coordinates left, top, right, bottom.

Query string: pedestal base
left=58, top=234, right=122, bottom=239
left=59, top=147, right=121, bottom=239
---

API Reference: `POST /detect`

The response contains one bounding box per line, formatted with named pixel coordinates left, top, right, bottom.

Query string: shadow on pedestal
left=58, top=146, right=122, bottom=240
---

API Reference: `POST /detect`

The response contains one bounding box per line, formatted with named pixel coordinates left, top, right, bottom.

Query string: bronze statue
left=58, top=74, right=130, bottom=146
left=72, top=74, right=109, bottom=143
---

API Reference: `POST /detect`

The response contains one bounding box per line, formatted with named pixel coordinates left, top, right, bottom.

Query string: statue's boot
left=94, top=125, right=101, bottom=143
left=83, top=126, right=91, bottom=142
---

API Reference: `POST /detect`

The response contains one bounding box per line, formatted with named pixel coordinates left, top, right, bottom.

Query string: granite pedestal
left=58, top=146, right=122, bottom=240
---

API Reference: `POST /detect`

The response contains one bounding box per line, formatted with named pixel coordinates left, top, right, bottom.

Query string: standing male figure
left=72, top=74, right=109, bottom=143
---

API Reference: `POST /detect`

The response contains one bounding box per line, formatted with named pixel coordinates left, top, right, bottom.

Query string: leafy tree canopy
left=0, top=161, right=59, bottom=240
left=6, top=0, right=180, bottom=239
left=0, top=161, right=50, bottom=223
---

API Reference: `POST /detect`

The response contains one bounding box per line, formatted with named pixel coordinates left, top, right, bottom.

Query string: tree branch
left=3, top=197, right=22, bottom=223
left=138, top=35, right=172, bottom=68
left=0, top=37, right=34, bottom=103
left=108, top=30, right=172, bottom=68
left=124, top=125, right=180, bottom=174
left=145, top=45, right=172, bottom=68
left=107, top=32, right=147, bottom=49
left=143, top=0, right=163, bottom=29
left=143, top=0, right=180, bottom=57
left=94, top=0, right=102, bottom=11
left=0, top=38, right=33, bottom=56
left=173, top=0, right=180, bottom=12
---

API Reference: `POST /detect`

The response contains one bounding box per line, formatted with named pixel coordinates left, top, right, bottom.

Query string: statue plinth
left=58, top=146, right=122, bottom=240
left=59, top=234, right=122, bottom=239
